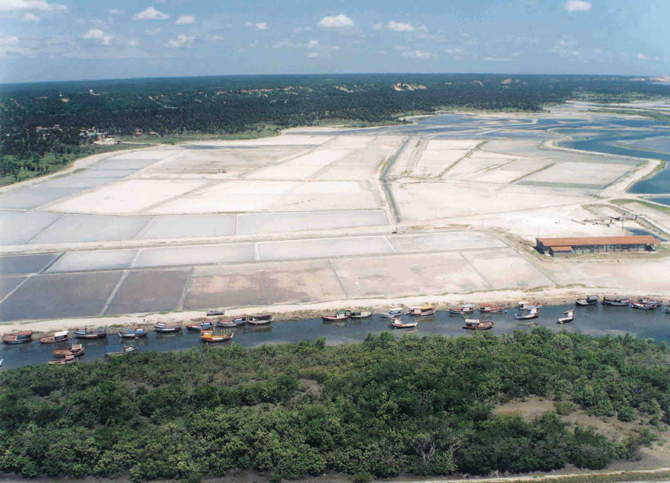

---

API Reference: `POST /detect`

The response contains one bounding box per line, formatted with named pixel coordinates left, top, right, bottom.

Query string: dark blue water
left=648, top=197, right=670, bottom=207
left=2, top=304, right=669, bottom=371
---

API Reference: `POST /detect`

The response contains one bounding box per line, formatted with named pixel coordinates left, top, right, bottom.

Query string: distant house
left=536, top=235, right=661, bottom=256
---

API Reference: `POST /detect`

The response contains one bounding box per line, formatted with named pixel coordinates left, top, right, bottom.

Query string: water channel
left=2, top=304, right=670, bottom=370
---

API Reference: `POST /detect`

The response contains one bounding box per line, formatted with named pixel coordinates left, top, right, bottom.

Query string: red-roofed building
left=536, top=235, right=661, bottom=256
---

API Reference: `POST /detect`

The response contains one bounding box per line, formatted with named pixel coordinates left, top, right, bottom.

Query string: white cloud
left=175, top=15, right=195, bottom=25
left=551, top=39, right=579, bottom=57
left=206, top=34, right=223, bottom=41
left=133, top=7, right=168, bottom=20
left=145, top=28, right=161, bottom=35
left=128, top=39, right=139, bottom=47
left=307, top=51, right=320, bottom=58
left=444, top=47, right=466, bottom=56
left=0, top=0, right=66, bottom=12
left=272, top=40, right=293, bottom=49
left=318, top=14, right=353, bottom=28
left=387, top=21, right=414, bottom=32
left=402, top=49, right=434, bottom=59
left=372, top=23, right=383, bottom=30
left=83, top=28, right=113, bottom=45
left=637, top=53, right=648, bottom=60
left=483, top=56, right=512, bottom=62
left=393, top=45, right=409, bottom=51
left=306, top=39, right=318, bottom=49
left=166, top=34, right=194, bottom=48
left=0, top=35, right=26, bottom=57
left=565, top=0, right=592, bottom=12
left=245, top=21, right=268, bottom=30
left=418, top=25, right=428, bottom=32
left=110, top=9, right=123, bottom=14
left=22, top=12, right=38, bottom=20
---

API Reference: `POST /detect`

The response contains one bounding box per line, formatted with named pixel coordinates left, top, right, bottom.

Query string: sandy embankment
left=2, top=285, right=669, bottom=336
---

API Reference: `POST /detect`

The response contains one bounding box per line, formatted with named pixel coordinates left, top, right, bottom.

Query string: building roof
left=550, top=246, right=574, bottom=252
left=537, top=235, right=661, bottom=247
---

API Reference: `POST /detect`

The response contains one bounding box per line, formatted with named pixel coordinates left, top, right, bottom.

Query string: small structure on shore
left=536, top=235, right=661, bottom=256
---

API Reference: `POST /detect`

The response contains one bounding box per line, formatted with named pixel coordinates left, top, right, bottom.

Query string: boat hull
left=154, top=326, right=182, bottom=333
left=463, top=325, right=493, bottom=331
left=75, top=333, right=107, bottom=339
left=3, top=338, right=32, bottom=345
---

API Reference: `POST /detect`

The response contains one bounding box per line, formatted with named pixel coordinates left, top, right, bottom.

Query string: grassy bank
left=1, top=329, right=668, bottom=482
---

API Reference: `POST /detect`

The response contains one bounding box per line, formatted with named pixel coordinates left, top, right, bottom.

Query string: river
left=2, top=304, right=669, bottom=370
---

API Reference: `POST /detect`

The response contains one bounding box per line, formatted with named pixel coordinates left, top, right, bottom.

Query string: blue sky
left=0, top=0, right=668, bottom=83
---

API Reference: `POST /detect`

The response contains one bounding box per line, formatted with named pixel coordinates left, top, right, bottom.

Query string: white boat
left=515, top=306, right=541, bottom=320
left=409, top=305, right=436, bottom=316
left=381, top=308, right=405, bottom=318
left=390, top=318, right=418, bottom=329
left=517, top=301, right=541, bottom=310
left=558, top=310, right=574, bottom=324
left=463, top=319, right=494, bottom=331
left=350, top=311, right=372, bottom=319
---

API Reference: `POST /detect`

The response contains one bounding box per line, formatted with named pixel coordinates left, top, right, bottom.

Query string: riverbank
left=2, top=286, right=668, bottom=336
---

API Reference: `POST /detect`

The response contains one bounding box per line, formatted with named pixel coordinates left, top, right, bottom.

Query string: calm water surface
left=2, top=304, right=670, bottom=371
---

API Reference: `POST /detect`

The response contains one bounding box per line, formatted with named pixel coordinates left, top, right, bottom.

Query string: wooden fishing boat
left=409, top=305, right=436, bottom=316
left=186, top=321, right=213, bottom=331
left=105, top=345, right=139, bottom=358
left=200, top=330, right=234, bottom=343
left=449, top=304, right=475, bottom=315
left=515, top=306, right=541, bottom=320
left=665, top=307, right=670, bottom=314
left=603, top=296, right=630, bottom=306
left=206, top=309, right=225, bottom=316
left=322, top=311, right=350, bottom=322
left=248, top=315, right=273, bottom=325
left=3, top=331, right=33, bottom=344
left=558, top=310, right=574, bottom=324
left=49, top=355, right=77, bottom=365
left=350, top=311, right=372, bottom=319
left=381, top=308, right=405, bottom=318
left=390, top=318, right=418, bottom=329
left=479, top=304, right=505, bottom=314
left=576, top=295, right=599, bottom=306
left=154, top=322, right=182, bottom=333
left=517, top=301, right=542, bottom=310
left=53, top=344, right=85, bottom=358
left=640, top=297, right=661, bottom=306
left=631, top=301, right=657, bottom=310
left=217, top=316, right=248, bottom=328
left=463, top=319, right=494, bottom=331
left=74, top=327, right=107, bottom=339
left=38, top=331, right=69, bottom=344
left=119, top=327, right=148, bottom=339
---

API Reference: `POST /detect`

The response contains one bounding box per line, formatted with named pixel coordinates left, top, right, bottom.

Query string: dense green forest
left=1, top=329, right=668, bottom=482
left=1, top=73, right=669, bottom=184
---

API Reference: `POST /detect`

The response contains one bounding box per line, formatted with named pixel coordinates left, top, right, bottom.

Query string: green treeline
left=0, top=329, right=668, bottom=482
left=2, top=73, right=669, bottom=184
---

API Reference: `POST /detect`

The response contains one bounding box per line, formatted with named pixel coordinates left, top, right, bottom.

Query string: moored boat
left=105, top=345, right=139, bottom=358
left=381, top=308, right=405, bottom=318
left=3, top=331, right=33, bottom=344
left=576, top=295, right=599, bottom=306
left=515, top=306, right=541, bottom=320
left=666, top=307, right=670, bottom=314
left=206, top=309, right=225, bottom=316
left=119, top=327, right=148, bottom=339
left=517, top=301, right=542, bottom=310
left=186, top=321, right=214, bottom=331
left=74, top=327, right=107, bottom=339
left=463, top=319, right=494, bottom=331
left=217, top=316, right=248, bottom=328
left=323, top=311, right=350, bottom=322
left=38, top=331, right=69, bottom=344
left=154, top=322, right=182, bottom=333
left=603, top=296, right=630, bottom=306
left=390, top=318, right=418, bottom=329
left=54, top=344, right=85, bottom=358
left=558, top=310, right=574, bottom=324
left=631, top=301, right=657, bottom=310
left=248, top=314, right=273, bottom=325
left=409, top=305, right=436, bottom=316
left=350, top=311, right=372, bottom=319
left=200, top=330, right=234, bottom=343
left=479, top=304, right=505, bottom=314
left=449, top=303, right=475, bottom=315
left=49, top=355, right=77, bottom=365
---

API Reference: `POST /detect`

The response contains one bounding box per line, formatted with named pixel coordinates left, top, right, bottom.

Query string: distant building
left=536, top=235, right=661, bottom=257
